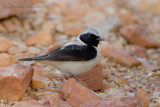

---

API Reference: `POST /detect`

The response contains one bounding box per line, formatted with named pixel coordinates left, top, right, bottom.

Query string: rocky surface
left=0, top=64, right=34, bottom=101
left=0, top=0, right=159, bottom=107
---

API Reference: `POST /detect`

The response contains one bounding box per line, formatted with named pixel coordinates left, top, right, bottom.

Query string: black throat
left=80, top=33, right=99, bottom=47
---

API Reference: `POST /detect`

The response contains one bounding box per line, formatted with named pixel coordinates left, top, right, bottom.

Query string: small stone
left=0, top=24, right=5, bottom=33
left=25, top=32, right=54, bottom=46
left=120, top=25, right=159, bottom=48
left=129, top=45, right=147, bottom=58
left=76, top=63, right=103, bottom=90
left=3, top=19, right=17, bottom=33
left=101, top=44, right=141, bottom=67
left=42, top=93, right=61, bottom=107
left=135, top=88, right=149, bottom=107
left=0, top=64, right=34, bottom=101
left=115, top=78, right=128, bottom=85
left=61, top=78, right=102, bottom=107
left=104, top=88, right=125, bottom=98
left=117, top=12, right=139, bottom=26
left=64, top=22, right=86, bottom=36
left=32, top=74, right=54, bottom=89
left=0, top=37, right=14, bottom=52
left=0, top=53, right=18, bottom=67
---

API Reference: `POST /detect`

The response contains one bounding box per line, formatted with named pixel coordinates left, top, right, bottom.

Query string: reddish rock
left=25, top=32, right=54, bottom=46
left=129, top=45, right=147, bottom=58
left=13, top=101, right=44, bottom=107
left=120, top=25, right=159, bottom=48
left=32, top=74, right=53, bottom=89
left=61, top=78, right=102, bottom=107
left=42, top=93, right=61, bottom=107
left=115, top=78, right=128, bottom=85
left=117, top=13, right=139, bottom=26
left=80, top=97, right=138, bottom=107
left=0, top=64, right=34, bottom=101
left=101, top=44, right=141, bottom=67
left=41, top=21, right=56, bottom=35
left=76, top=63, right=103, bottom=90
left=42, top=93, right=72, bottom=107
left=64, top=22, right=86, bottom=36
left=135, top=88, right=149, bottom=107
left=0, top=53, right=18, bottom=67
left=0, top=0, right=34, bottom=19
left=0, top=37, right=14, bottom=52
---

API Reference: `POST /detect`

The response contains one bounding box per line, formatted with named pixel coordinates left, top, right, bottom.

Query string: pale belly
left=38, top=57, right=98, bottom=75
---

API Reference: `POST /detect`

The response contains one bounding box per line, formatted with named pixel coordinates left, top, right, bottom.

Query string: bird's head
left=78, top=28, right=104, bottom=47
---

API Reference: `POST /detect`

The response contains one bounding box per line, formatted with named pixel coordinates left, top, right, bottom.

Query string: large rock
left=0, top=53, right=18, bottom=67
left=101, top=44, right=141, bottom=67
left=76, top=63, right=103, bottom=90
left=0, top=64, right=34, bottom=101
left=61, top=78, right=102, bottom=107
left=0, top=37, right=14, bottom=52
left=120, top=25, right=159, bottom=48
left=80, top=97, right=138, bottom=107
left=0, top=0, right=34, bottom=19
left=25, top=32, right=54, bottom=46
left=135, top=88, right=149, bottom=107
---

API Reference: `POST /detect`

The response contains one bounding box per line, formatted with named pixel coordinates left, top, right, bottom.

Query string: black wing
left=19, top=45, right=97, bottom=61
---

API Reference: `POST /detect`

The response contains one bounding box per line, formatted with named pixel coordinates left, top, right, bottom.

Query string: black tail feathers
left=18, top=58, right=35, bottom=61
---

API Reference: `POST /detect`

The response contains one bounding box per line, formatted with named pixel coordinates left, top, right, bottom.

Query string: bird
left=19, top=28, right=104, bottom=77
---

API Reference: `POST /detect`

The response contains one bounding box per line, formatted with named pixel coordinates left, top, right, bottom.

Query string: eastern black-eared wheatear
left=19, top=28, right=103, bottom=76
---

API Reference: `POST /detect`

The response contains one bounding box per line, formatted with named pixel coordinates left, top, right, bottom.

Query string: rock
left=115, top=78, right=128, bottom=85
left=129, top=45, right=147, bottom=58
left=64, top=22, right=86, bottom=36
left=120, top=25, right=159, bottom=48
left=0, top=0, right=34, bottom=19
left=76, top=63, right=103, bottom=90
left=42, top=93, right=61, bottom=107
left=101, top=44, right=141, bottom=67
left=0, top=24, right=5, bottom=33
left=61, top=78, right=102, bottom=107
left=0, top=53, right=18, bottom=67
left=80, top=97, right=138, bottom=107
left=0, top=37, right=14, bottom=52
left=0, top=64, right=34, bottom=101
left=32, top=74, right=54, bottom=89
left=42, top=92, right=72, bottom=107
left=135, top=88, right=149, bottom=107
left=117, top=13, right=139, bottom=26
left=25, top=32, right=54, bottom=46
left=13, top=101, right=44, bottom=107
left=3, top=19, right=17, bottom=33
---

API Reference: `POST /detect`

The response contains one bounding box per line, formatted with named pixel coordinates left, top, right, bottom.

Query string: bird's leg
left=69, top=73, right=86, bottom=87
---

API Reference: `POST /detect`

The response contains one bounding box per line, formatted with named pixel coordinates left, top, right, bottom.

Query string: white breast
left=38, top=56, right=98, bottom=75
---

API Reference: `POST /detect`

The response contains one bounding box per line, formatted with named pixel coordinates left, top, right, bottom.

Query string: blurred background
left=0, top=0, right=160, bottom=106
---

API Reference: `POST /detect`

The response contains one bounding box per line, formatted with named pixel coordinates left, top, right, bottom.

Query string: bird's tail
left=19, top=54, right=49, bottom=61
left=18, top=58, right=35, bottom=61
